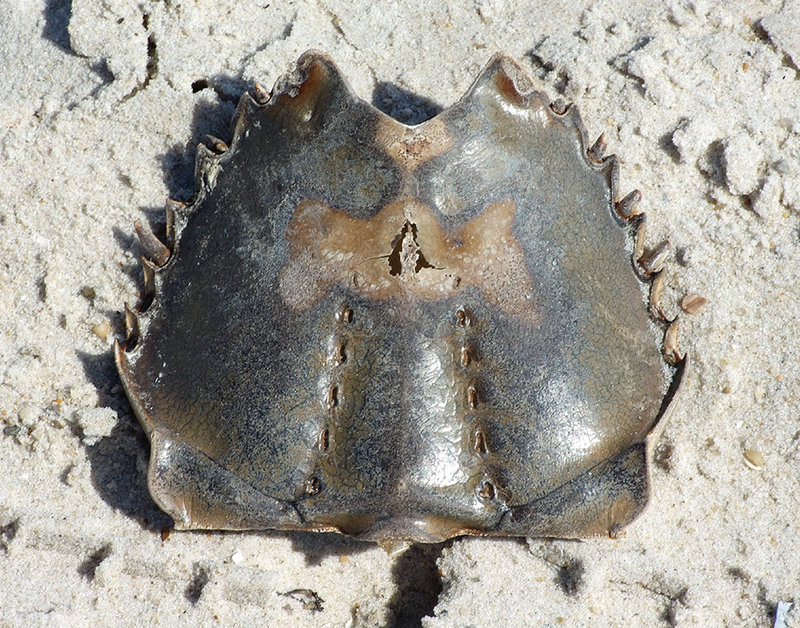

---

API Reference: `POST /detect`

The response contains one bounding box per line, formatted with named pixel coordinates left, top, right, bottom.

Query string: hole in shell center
left=387, top=220, right=435, bottom=277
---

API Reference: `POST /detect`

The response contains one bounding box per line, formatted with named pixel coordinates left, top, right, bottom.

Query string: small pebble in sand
left=18, top=405, right=38, bottom=426
left=680, top=293, right=708, bottom=314
left=743, top=449, right=765, bottom=470
left=92, top=320, right=111, bottom=340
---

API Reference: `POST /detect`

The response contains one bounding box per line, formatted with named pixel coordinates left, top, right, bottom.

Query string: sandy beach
left=1, top=0, right=798, bottom=625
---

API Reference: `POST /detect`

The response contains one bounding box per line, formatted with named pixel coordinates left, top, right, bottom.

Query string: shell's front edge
left=115, top=51, right=685, bottom=543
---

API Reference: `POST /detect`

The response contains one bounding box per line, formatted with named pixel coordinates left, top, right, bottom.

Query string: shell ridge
left=497, top=441, right=651, bottom=538
left=150, top=426, right=304, bottom=506
left=146, top=429, right=309, bottom=531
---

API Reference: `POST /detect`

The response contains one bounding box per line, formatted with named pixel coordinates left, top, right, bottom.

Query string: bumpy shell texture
left=116, top=51, right=684, bottom=543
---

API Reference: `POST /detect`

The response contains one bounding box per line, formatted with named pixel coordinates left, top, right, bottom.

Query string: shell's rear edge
left=115, top=51, right=684, bottom=543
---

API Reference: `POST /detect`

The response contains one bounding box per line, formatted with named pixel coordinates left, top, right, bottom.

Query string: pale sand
left=1, top=1, right=798, bottom=626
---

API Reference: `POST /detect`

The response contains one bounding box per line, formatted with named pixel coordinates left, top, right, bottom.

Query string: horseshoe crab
left=116, top=51, right=684, bottom=543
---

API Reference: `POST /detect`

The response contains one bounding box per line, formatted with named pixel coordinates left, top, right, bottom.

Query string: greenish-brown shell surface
left=116, top=51, right=683, bottom=543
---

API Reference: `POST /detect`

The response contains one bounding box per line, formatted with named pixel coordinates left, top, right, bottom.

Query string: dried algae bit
left=116, top=51, right=685, bottom=543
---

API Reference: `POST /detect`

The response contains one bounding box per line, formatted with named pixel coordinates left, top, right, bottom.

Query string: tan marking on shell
left=376, top=116, right=454, bottom=171
left=278, top=197, right=539, bottom=322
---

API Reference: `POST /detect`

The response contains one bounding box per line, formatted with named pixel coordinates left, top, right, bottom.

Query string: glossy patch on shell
left=116, top=51, right=685, bottom=543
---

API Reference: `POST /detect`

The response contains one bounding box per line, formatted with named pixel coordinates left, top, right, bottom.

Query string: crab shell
left=116, top=51, right=684, bottom=543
